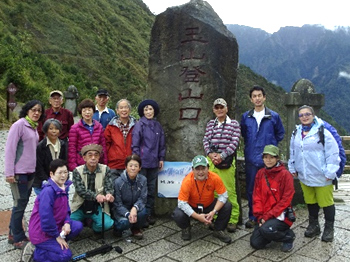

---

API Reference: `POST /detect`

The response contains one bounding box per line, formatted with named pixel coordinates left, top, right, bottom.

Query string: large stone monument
left=147, top=0, right=238, bottom=161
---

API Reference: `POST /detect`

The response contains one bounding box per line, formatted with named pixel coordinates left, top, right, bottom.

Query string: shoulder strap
left=318, top=125, right=325, bottom=146
left=264, top=171, right=278, bottom=202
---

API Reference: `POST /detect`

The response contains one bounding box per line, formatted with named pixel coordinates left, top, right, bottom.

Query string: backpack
left=292, top=120, right=346, bottom=178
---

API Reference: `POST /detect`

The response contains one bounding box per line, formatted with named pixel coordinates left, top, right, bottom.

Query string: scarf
left=25, top=115, right=38, bottom=129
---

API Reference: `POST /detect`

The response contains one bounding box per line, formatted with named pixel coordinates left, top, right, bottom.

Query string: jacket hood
left=42, top=178, right=72, bottom=194
left=264, top=161, right=286, bottom=176
left=108, top=115, right=137, bottom=128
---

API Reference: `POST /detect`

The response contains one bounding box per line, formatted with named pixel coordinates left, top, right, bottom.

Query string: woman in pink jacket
left=68, top=99, right=107, bottom=171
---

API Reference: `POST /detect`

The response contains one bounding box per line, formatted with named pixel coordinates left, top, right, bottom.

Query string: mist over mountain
left=227, top=24, right=350, bottom=132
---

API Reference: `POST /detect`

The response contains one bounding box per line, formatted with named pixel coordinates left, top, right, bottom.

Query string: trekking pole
left=101, top=203, right=105, bottom=244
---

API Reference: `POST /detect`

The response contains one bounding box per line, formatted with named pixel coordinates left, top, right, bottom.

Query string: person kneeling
left=27, top=159, right=83, bottom=262
left=250, top=145, right=296, bottom=252
left=70, top=144, right=115, bottom=232
left=172, top=155, right=232, bottom=243
left=113, top=154, right=147, bottom=240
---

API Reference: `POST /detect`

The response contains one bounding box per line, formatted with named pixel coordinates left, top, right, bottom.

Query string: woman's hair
left=298, top=105, right=315, bottom=115
left=49, top=159, right=67, bottom=173
left=77, top=99, right=95, bottom=115
left=19, top=100, right=45, bottom=121
left=42, top=118, right=62, bottom=134
left=125, top=154, right=142, bottom=167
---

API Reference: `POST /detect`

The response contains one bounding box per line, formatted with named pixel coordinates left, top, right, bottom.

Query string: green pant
left=207, top=157, right=240, bottom=224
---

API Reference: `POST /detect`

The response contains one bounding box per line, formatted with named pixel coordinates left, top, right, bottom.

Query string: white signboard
left=158, top=161, right=192, bottom=198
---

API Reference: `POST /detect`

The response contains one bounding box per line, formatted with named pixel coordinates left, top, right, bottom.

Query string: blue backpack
left=318, top=121, right=346, bottom=178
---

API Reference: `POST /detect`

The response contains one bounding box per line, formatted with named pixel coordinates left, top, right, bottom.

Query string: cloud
left=338, top=71, right=350, bottom=79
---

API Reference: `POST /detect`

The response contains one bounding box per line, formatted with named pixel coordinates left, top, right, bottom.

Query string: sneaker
left=227, top=223, right=237, bottom=233
left=20, top=241, right=35, bottom=262
left=131, top=228, right=143, bottom=240
left=147, top=215, right=156, bottom=226
left=13, top=239, right=29, bottom=249
left=245, top=219, right=257, bottom=228
left=281, top=242, right=294, bottom=252
left=213, top=230, right=232, bottom=243
left=181, top=227, right=191, bottom=241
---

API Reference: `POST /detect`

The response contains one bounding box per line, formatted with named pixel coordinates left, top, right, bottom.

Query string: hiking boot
left=8, top=234, right=29, bottom=244
left=143, top=220, right=149, bottom=228
left=181, top=227, right=191, bottom=241
left=227, top=223, right=237, bottom=233
left=213, top=230, right=232, bottom=243
left=281, top=241, right=294, bottom=252
left=147, top=215, right=156, bottom=226
left=13, top=239, right=29, bottom=249
left=84, top=218, right=93, bottom=228
left=245, top=219, right=257, bottom=228
left=304, top=216, right=321, bottom=237
left=131, top=228, right=143, bottom=240
left=321, top=221, right=334, bottom=242
left=113, top=229, right=122, bottom=238
left=208, top=223, right=215, bottom=231
left=21, top=241, right=35, bottom=262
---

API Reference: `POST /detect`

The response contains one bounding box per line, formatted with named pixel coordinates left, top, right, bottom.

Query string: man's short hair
left=249, top=85, right=266, bottom=98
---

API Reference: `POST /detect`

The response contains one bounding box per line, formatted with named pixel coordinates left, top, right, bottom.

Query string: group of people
left=4, top=85, right=341, bottom=261
left=4, top=89, right=165, bottom=261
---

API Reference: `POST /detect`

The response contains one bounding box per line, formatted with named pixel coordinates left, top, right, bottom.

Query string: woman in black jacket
left=33, top=118, right=67, bottom=195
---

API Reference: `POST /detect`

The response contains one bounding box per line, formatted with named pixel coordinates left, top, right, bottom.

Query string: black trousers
left=172, top=199, right=232, bottom=231
left=250, top=218, right=295, bottom=249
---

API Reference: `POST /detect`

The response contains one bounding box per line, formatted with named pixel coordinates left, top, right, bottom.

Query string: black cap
left=96, top=89, right=109, bottom=96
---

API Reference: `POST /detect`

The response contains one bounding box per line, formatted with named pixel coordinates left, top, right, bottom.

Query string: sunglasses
left=298, top=112, right=313, bottom=118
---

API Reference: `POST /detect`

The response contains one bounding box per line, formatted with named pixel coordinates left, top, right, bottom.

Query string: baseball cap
left=262, top=145, right=279, bottom=156
left=192, top=155, right=208, bottom=168
left=213, top=98, right=227, bottom=107
left=96, top=89, right=109, bottom=96
left=50, top=90, right=63, bottom=97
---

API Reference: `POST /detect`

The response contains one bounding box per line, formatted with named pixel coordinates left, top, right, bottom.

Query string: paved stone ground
left=1, top=129, right=350, bottom=262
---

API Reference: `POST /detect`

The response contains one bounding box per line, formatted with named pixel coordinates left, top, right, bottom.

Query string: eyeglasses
left=30, top=108, right=42, bottom=114
left=298, top=112, right=313, bottom=118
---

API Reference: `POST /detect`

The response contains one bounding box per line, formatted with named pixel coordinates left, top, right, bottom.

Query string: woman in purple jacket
left=68, top=99, right=107, bottom=171
left=132, top=99, right=166, bottom=226
left=26, top=159, right=83, bottom=262
left=5, top=100, right=45, bottom=249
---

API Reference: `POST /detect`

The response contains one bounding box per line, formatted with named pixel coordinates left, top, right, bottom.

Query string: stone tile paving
left=1, top=130, right=350, bottom=261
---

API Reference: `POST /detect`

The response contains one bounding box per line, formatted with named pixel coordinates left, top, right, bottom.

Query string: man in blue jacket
left=240, top=86, right=285, bottom=228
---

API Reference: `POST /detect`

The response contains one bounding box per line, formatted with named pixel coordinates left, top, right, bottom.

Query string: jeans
left=9, top=173, right=34, bottom=242
left=140, top=167, right=158, bottom=215
left=172, top=199, right=232, bottom=231
left=114, top=208, right=147, bottom=232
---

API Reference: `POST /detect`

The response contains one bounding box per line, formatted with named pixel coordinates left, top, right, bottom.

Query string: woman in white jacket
left=288, top=105, right=340, bottom=242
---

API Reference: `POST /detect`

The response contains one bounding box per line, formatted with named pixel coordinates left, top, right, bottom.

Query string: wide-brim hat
left=138, top=99, right=160, bottom=117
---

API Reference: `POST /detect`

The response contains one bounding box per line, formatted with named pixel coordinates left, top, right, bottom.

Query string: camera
left=210, top=144, right=219, bottom=153
left=197, top=203, right=204, bottom=214
left=285, top=207, right=296, bottom=222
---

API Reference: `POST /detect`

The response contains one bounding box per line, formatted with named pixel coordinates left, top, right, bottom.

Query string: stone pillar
left=64, top=85, right=79, bottom=116
left=285, top=79, right=324, bottom=205
left=148, top=0, right=238, bottom=161
left=147, top=0, right=239, bottom=215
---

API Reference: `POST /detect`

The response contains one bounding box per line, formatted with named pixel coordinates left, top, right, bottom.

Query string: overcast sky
left=142, top=0, right=350, bottom=33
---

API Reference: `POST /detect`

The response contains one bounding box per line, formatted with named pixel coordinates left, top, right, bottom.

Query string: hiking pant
left=33, top=220, right=83, bottom=262
left=250, top=218, right=295, bottom=249
left=208, top=157, right=240, bottom=224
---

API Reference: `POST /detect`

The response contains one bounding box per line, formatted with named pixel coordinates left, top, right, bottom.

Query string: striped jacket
left=203, top=116, right=241, bottom=159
